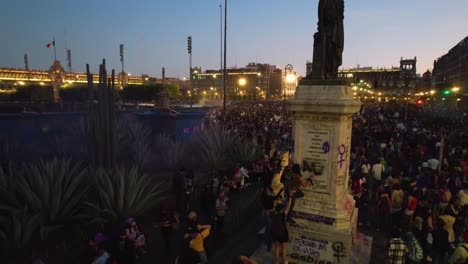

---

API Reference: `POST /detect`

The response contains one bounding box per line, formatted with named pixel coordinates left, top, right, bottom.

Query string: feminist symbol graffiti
left=322, top=141, right=330, bottom=153
left=332, top=242, right=345, bottom=263
left=337, top=144, right=346, bottom=168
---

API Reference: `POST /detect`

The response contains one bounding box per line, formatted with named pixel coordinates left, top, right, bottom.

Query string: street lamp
left=238, top=78, right=246, bottom=100
left=238, top=78, right=246, bottom=86
left=284, top=64, right=293, bottom=100
left=452, top=87, right=460, bottom=92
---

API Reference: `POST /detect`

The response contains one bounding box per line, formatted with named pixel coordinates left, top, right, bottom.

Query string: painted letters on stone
left=302, top=129, right=331, bottom=194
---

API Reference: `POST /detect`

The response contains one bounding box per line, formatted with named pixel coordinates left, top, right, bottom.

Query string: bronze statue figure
left=307, top=0, right=344, bottom=80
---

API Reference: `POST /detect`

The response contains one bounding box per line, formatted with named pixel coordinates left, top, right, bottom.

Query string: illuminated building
left=306, top=57, right=418, bottom=90
left=191, top=63, right=297, bottom=100
left=433, top=36, right=468, bottom=90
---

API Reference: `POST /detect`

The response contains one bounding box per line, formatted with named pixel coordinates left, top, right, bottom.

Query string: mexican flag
left=46, top=40, right=55, bottom=48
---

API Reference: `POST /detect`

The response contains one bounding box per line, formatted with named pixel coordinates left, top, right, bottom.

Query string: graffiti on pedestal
left=288, top=229, right=348, bottom=264
left=293, top=211, right=335, bottom=225
left=302, top=129, right=331, bottom=194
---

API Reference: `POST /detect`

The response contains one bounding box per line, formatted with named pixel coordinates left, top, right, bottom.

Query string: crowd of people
left=82, top=100, right=467, bottom=264
left=348, top=102, right=468, bottom=263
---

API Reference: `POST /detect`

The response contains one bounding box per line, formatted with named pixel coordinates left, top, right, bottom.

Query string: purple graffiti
left=337, top=144, right=346, bottom=168
left=322, top=141, right=330, bottom=153
left=293, top=211, right=336, bottom=225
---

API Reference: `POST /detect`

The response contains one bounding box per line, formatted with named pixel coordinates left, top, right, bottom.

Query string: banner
left=350, top=233, right=372, bottom=264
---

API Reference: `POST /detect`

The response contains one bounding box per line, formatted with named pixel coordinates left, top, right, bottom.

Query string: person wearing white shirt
left=427, top=158, right=439, bottom=171
left=371, top=163, right=385, bottom=196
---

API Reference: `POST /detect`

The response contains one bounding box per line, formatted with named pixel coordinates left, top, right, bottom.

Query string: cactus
left=86, top=59, right=116, bottom=169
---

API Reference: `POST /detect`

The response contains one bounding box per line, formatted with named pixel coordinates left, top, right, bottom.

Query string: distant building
left=417, top=70, right=432, bottom=91
left=191, top=63, right=297, bottom=100
left=306, top=57, right=418, bottom=90
left=432, top=36, right=468, bottom=90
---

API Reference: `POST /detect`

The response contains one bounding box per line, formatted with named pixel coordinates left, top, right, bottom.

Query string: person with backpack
left=184, top=223, right=211, bottom=264
left=385, top=228, right=409, bottom=264
left=403, top=232, right=423, bottom=264
left=271, top=196, right=293, bottom=264
left=448, top=231, right=468, bottom=264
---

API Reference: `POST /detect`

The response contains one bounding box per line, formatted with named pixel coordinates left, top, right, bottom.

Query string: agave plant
left=230, top=139, right=264, bottom=167
left=192, top=125, right=238, bottom=179
left=0, top=207, right=40, bottom=249
left=117, top=121, right=153, bottom=169
left=155, top=134, right=186, bottom=171
left=88, top=166, right=166, bottom=223
left=48, top=121, right=87, bottom=158
left=15, top=158, right=89, bottom=240
left=0, top=162, right=18, bottom=211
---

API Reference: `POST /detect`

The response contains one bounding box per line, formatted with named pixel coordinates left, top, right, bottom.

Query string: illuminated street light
left=238, top=78, right=246, bottom=86
left=286, top=74, right=296, bottom=83
left=452, top=87, right=460, bottom=92
left=430, top=90, right=435, bottom=95
left=352, top=86, right=358, bottom=90
left=18, top=81, right=25, bottom=85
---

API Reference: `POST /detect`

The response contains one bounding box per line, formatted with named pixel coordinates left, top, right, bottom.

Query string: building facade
left=432, top=36, right=468, bottom=90
left=306, top=57, right=418, bottom=91
left=191, top=63, right=297, bottom=100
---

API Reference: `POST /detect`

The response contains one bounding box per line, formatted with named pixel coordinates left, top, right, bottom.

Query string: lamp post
left=284, top=64, right=293, bottom=101
left=238, top=78, right=246, bottom=100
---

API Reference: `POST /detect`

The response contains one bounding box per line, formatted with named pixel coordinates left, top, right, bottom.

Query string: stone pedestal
left=288, top=84, right=361, bottom=264
left=157, top=91, right=170, bottom=108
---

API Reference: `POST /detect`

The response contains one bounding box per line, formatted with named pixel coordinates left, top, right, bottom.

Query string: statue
left=307, top=0, right=344, bottom=80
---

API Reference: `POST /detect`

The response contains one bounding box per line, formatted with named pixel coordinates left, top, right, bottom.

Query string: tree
left=120, top=83, right=180, bottom=102
left=163, top=83, right=181, bottom=99
left=59, top=86, right=88, bottom=102
left=11, top=85, right=53, bottom=102
left=120, top=84, right=156, bottom=102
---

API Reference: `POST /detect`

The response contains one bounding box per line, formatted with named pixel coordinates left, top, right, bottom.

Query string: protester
left=385, top=228, right=409, bottom=264
left=286, top=163, right=313, bottom=223
left=448, top=231, right=468, bottom=264
left=261, top=186, right=283, bottom=251
left=432, top=217, right=451, bottom=264
left=215, top=191, right=229, bottom=232
left=185, top=223, right=211, bottom=264
left=124, top=218, right=146, bottom=257
left=88, top=233, right=110, bottom=264
left=271, top=198, right=293, bottom=264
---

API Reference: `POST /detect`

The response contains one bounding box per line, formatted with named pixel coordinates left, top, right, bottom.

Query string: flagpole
left=53, top=36, right=57, bottom=61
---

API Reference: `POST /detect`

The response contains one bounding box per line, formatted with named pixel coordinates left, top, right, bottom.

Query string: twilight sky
left=1, top=0, right=467, bottom=78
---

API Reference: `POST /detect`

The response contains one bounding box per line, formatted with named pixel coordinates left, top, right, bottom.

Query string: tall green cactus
left=86, top=59, right=116, bottom=169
